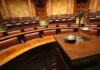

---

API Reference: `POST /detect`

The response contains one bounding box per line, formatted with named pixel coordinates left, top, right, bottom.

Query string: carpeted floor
left=17, top=46, right=57, bottom=70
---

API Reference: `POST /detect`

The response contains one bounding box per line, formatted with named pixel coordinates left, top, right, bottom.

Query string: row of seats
left=0, top=29, right=56, bottom=50
left=1, top=17, right=39, bottom=23
left=0, top=17, right=39, bottom=30
left=0, top=32, right=39, bottom=51
left=0, top=24, right=98, bottom=38
left=0, top=27, right=98, bottom=51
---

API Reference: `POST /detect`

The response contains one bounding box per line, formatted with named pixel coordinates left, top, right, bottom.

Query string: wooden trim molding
left=46, top=0, right=52, bottom=16
left=48, top=0, right=52, bottom=16
left=1, top=0, right=9, bottom=18
left=93, top=0, right=98, bottom=12
left=68, top=0, right=71, bottom=14
left=28, top=0, right=33, bottom=17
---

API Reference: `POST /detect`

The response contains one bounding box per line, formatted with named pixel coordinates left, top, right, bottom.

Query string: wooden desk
left=0, top=27, right=77, bottom=41
left=54, top=33, right=100, bottom=70
left=54, top=33, right=100, bottom=60
left=0, top=36, right=55, bottom=66
left=94, top=27, right=100, bottom=36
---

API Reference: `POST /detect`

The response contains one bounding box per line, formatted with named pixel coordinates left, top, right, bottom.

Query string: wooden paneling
left=74, top=0, right=90, bottom=13
left=33, top=0, right=47, bottom=18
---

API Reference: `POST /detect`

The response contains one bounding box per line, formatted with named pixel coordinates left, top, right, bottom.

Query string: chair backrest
left=8, top=30, right=21, bottom=35
left=43, top=30, right=56, bottom=36
left=83, top=30, right=97, bottom=36
left=24, top=28, right=34, bottom=32
left=15, top=23, right=21, bottom=25
left=60, top=29, right=74, bottom=34
left=24, top=32, right=40, bottom=41
left=37, top=26, right=46, bottom=30
left=59, top=25, right=68, bottom=28
left=0, top=33, right=3, bottom=38
left=71, top=24, right=78, bottom=27
left=90, top=25, right=97, bottom=28
left=47, top=25, right=56, bottom=28
left=0, top=37, right=20, bottom=50
left=84, top=24, right=90, bottom=27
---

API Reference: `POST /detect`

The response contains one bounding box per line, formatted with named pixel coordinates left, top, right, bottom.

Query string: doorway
left=74, top=0, right=90, bottom=13
left=33, top=0, right=47, bottom=19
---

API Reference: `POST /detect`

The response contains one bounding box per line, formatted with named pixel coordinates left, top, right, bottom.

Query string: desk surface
left=54, top=33, right=100, bottom=60
left=0, top=36, right=56, bottom=66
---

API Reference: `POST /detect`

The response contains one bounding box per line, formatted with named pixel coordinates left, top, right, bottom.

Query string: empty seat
left=5, top=24, right=12, bottom=27
left=43, top=30, right=56, bottom=36
left=0, top=33, right=3, bottom=38
left=60, top=29, right=74, bottom=34
left=90, top=25, right=97, bottom=29
left=71, top=24, right=78, bottom=27
left=59, top=25, right=68, bottom=28
left=24, top=32, right=40, bottom=41
left=84, top=24, right=91, bottom=27
left=83, top=30, right=97, bottom=36
left=15, top=23, right=21, bottom=25
left=37, top=26, right=46, bottom=30
left=24, top=22, right=29, bottom=24
left=24, top=28, right=34, bottom=32
left=47, top=25, right=56, bottom=28
left=0, top=37, right=20, bottom=50
left=8, top=30, right=21, bottom=35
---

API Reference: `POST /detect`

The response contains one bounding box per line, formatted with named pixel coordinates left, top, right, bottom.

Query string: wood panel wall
left=0, top=0, right=100, bottom=18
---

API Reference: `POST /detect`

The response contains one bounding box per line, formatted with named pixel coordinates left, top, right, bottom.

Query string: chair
left=24, top=22, right=29, bottom=24
left=59, top=25, right=68, bottom=28
left=7, top=30, right=21, bottom=35
left=24, top=32, right=40, bottom=41
left=24, top=28, right=34, bottom=32
left=60, top=29, right=74, bottom=34
left=90, top=25, right=97, bottom=29
left=37, top=26, right=46, bottom=30
left=83, top=30, right=97, bottom=36
left=47, top=25, right=56, bottom=28
left=0, top=37, right=20, bottom=50
left=5, top=24, right=12, bottom=27
left=15, top=23, right=21, bottom=25
left=71, top=24, right=78, bottom=28
left=84, top=24, right=91, bottom=27
left=0, top=33, right=3, bottom=38
left=43, top=30, right=56, bottom=36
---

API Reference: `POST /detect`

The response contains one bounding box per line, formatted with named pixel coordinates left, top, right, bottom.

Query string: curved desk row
left=0, top=26, right=100, bottom=41
left=0, top=27, right=77, bottom=41
left=0, top=36, right=55, bottom=66
left=0, top=27, right=100, bottom=66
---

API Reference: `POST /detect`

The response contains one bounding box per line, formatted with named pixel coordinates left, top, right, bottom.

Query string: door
left=33, top=0, right=47, bottom=19
left=74, top=0, right=90, bottom=13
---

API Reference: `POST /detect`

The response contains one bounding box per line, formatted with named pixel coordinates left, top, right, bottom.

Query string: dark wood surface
left=0, top=36, right=55, bottom=66
left=54, top=32, right=100, bottom=60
